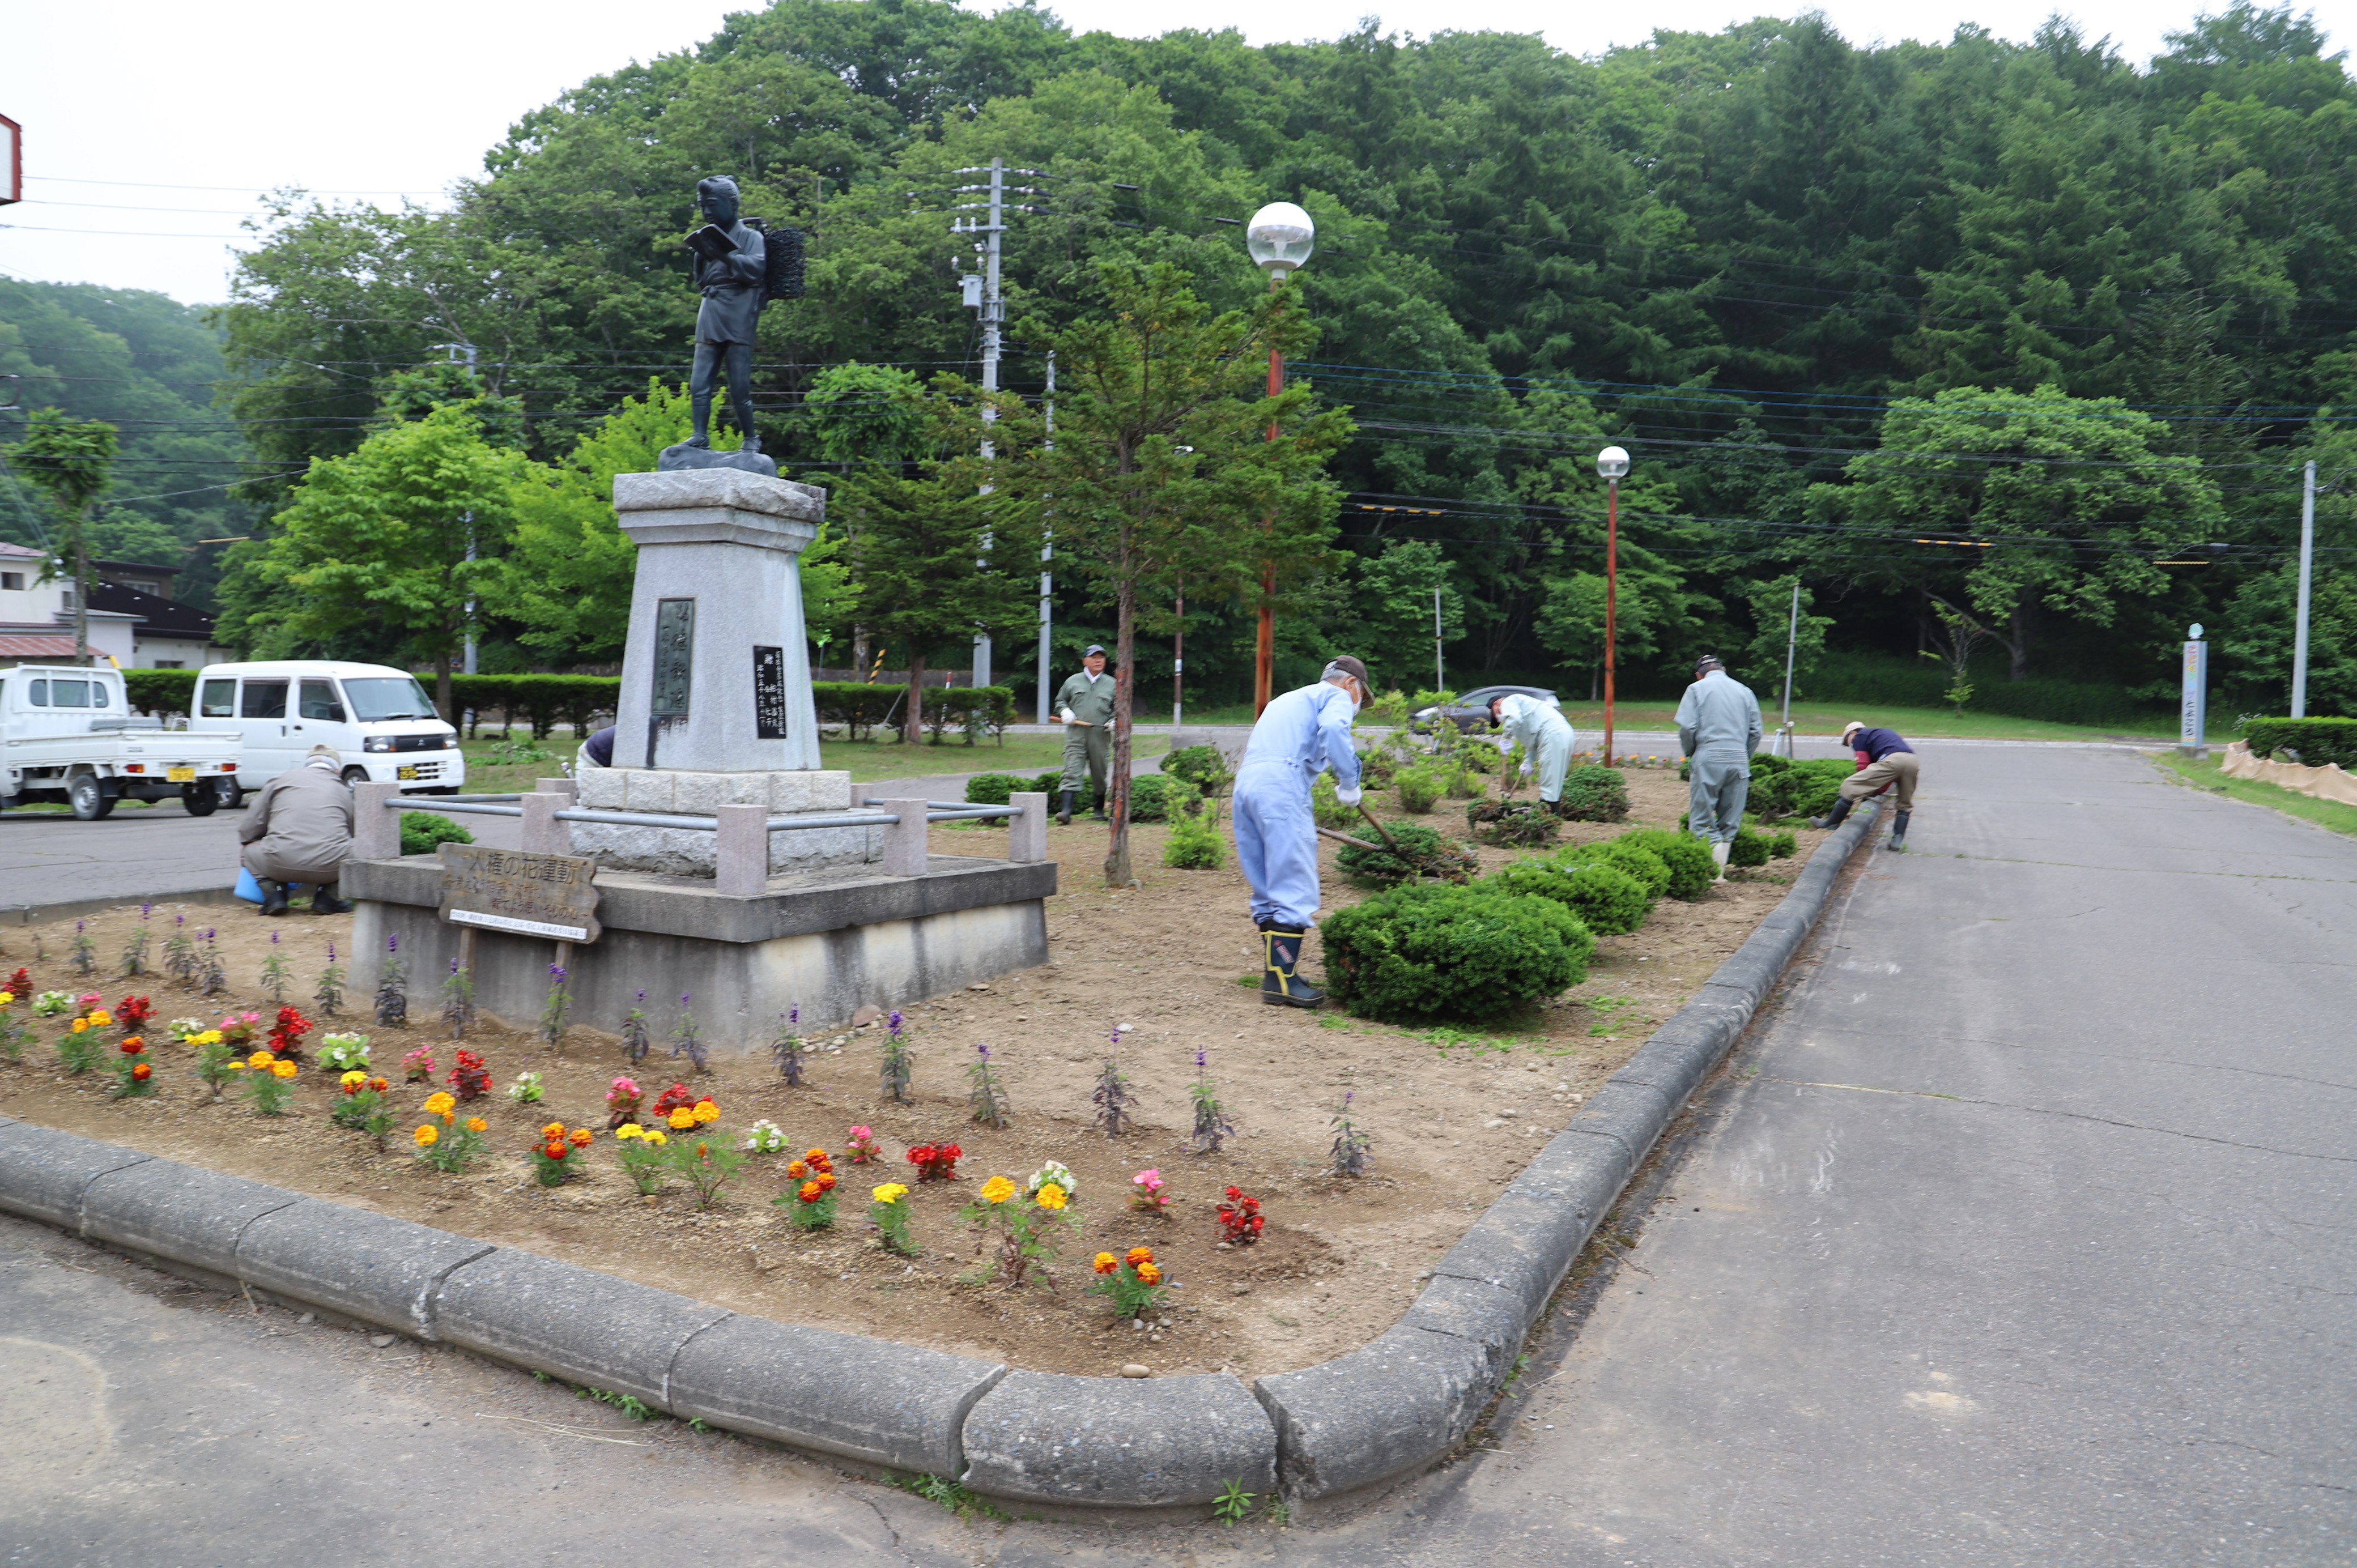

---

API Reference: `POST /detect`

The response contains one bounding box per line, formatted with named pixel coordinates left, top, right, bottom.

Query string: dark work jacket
left=1852, top=727, right=1915, bottom=765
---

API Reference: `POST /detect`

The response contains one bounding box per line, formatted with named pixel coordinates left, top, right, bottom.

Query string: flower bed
left=0, top=768, right=1822, bottom=1380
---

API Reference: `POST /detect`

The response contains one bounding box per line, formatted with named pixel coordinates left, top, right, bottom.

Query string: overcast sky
left=0, top=0, right=2329, bottom=308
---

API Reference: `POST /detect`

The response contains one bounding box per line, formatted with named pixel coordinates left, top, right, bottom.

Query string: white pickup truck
left=0, top=664, right=243, bottom=820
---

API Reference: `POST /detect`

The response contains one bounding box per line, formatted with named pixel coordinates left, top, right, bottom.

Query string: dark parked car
left=1410, top=685, right=1559, bottom=735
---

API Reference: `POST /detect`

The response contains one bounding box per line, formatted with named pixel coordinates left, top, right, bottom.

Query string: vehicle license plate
left=167, top=767, right=195, bottom=782
left=398, top=765, right=419, bottom=780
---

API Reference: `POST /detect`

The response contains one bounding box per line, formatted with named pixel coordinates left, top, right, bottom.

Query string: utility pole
left=432, top=342, right=481, bottom=731
left=2292, top=460, right=2316, bottom=718
left=953, top=159, right=1006, bottom=692
left=1039, top=353, right=1055, bottom=724
left=1173, top=577, right=1185, bottom=727
left=1433, top=582, right=1444, bottom=694
left=1595, top=446, right=1630, bottom=767
left=1779, top=580, right=1800, bottom=758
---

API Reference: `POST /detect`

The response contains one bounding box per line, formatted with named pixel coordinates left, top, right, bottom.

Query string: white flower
left=745, top=1119, right=789, bottom=1153
left=1025, top=1160, right=1077, bottom=1201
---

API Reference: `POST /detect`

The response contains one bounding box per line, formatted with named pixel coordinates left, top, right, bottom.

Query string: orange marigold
left=786, top=1160, right=808, bottom=1179
left=1093, top=1252, right=1118, bottom=1275
left=541, top=1121, right=565, bottom=1140
left=543, top=1141, right=568, bottom=1161
left=815, top=1172, right=837, bottom=1191
left=568, top=1127, right=593, bottom=1148
left=1135, top=1262, right=1162, bottom=1285
left=798, top=1181, right=823, bottom=1203
left=1126, top=1246, right=1154, bottom=1267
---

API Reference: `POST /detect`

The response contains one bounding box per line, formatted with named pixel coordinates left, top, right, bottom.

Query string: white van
left=192, top=660, right=467, bottom=795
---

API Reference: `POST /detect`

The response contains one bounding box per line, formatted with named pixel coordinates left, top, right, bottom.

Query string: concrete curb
left=0, top=804, right=1879, bottom=1510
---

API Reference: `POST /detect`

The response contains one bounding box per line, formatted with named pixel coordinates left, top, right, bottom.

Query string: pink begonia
left=849, top=1125, right=872, bottom=1140
left=610, top=1076, right=641, bottom=1097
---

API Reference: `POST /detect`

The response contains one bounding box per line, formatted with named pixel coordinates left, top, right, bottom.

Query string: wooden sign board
left=436, top=843, right=602, bottom=943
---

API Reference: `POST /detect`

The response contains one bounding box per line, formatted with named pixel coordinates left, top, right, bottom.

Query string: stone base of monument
left=571, top=766, right=874, bottom=877
left=341, top=850, right=1053, bottom=1051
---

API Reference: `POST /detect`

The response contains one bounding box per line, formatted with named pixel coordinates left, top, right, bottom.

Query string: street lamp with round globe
left=1244, top=202, right=1314, bottom=715
left=1595, top=445, right=1630, bottom=479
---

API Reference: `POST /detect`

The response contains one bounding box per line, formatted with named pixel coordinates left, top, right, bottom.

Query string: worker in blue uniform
left=1233, top=656, right=1371, bottom=1008
left=1674, top=653, right=1764, bottom=883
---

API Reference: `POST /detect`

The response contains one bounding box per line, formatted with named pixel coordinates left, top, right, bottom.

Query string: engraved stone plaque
left=754, top=645, right=788, bottom=740
left=652, top=598, right=696, bottom=716
left=436, top=843, right=602, bottom=943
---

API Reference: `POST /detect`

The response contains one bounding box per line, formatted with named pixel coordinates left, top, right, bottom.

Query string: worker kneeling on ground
left=1674, top=653, right=1763, bottom=883
left=239, top=744, right=355, bottom=917
left=1489, top=692, right=1577, bottom=813
left=1234, top=656, right=1370, bottom=1008
left=1814, top=721, right=1918, bottom=850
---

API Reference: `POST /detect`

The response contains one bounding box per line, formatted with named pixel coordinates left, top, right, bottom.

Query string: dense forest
left=44, top=1, right=2357, bottom=715
left=0, top=279, right=256, bottom=610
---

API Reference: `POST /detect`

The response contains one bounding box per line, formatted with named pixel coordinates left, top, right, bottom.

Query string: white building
left=0, top=540, right=230, bottom=669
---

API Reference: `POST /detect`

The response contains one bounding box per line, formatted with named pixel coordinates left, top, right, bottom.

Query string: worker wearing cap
left=1053, top=645, right=1118, bottom=825
left=1674, top=653, right=1763, bottom=882
left=1233, top=657, right=1371, bottom=1008
left=1488, top=692, right=1577, bottom=813
left=1814, top=721, right=1918, bottom=850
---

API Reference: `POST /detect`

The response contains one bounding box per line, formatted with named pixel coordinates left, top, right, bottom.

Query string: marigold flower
left=120, top=1038, right=144, bottom=1055
left=90, top=1010, right=112, bottom=1027
left=568, top=1127, right=593, bottom=1148
left=816, top=1172, right=837, bottom=1192
left=1094, top=1252, right=1118, bottom=1275
left=871, top=1183, right=908, bottom=1204
left=667, top=1109, right=696, bottom=1130
left=340, top=1070, right=368, bottom=1090
left=246, top=1050, right=275, bottom=1068
left=1037, top=1183, right=1069, bottom=1211
left=980, top=1175, right=1016, bottom=1205
left=71, top=1020, right=87, bottom=1034
left=131, top=1062, right=152, bottom=1081
left=798, top=1181, right=823, bottom=1203
left=541, top=1121, right=565, bottom=1140
left=423, top=1091, right=455, bottom=1117
left=465, top=1117, right=487, bottom=1134
left=806, top=1148, right=827, bottom=1162
left=1126, top=1246, right=1154, bottom=1267
left=414, top=1125, right=440, bottom=1147
left=369, top=1076, right=389, bottom=1093
left=271, top=1060, right=298, bottom=1080
left=615, top=1124, right=644, bottom=1143
left=543, top=1142, right=568, bottom=1161
left=691, top=1101, right=719, bottom=1125
left=786, top=1160, right=808, bottom=1179
left=643, top=1130, right=667, bottom=1147
left=1135, top=1262, right=1162, bottom=1285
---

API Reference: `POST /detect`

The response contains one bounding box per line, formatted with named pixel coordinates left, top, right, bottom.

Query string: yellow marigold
left=980, top=1175, right=1016, bottom=1205
left=0, top=991, right=13, bottom=1004
left=871, top=1183, right=909, bottom=1204
left=422, top=1091, right=456, bottom=1117
left=339, top=1070, right=368, bottom=1089
left=643, top=1130, right=668, bottom=1147
left=90, top=1010, right=112, bottom=1027
left=615, top=1124, right=644, bottom=1142
left=694, top=1101, right=720, bottom=1125
left=667, top=1109, right=696, bottom=1130
left=1035, top=1182, right=1067, bottom=1211
left=1135, top=1262, right=1162, bottom=1285
left=194, top=1030, right=222, bottom=1046
left=1093, top=1252, right=1118, bottom=1275
left=71, top=1020, right=88, bottom=1035
left=270, top=1060, right=297, bottom=1080
left=541, top=1121, right=565, bottom=1140
left=465, top=1117, right=487, bottom=1134
left=246, top=1050, right=274, bottom=1068
left=1126, top=1246, right=1154, bottom=1267
left=414, top=1124, right=439, bottom=1147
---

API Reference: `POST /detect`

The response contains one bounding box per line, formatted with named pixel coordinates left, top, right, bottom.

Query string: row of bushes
left=1810, top=653, right=2171, bottom=729
left=2241, top=717, right=2357, bottom=769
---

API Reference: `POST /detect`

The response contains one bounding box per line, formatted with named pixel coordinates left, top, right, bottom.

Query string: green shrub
left=1163, top=808, right=1224, bottom=869
left=964, top=773, right=1027, bottom=806
left=1487, top=858, right=1650, bottom=936
left=1160, top=744, right=1230, bottom=792
left=1576, top=839, right=1669, bottom=901
left=1444, top=761, right=1484, bottom=799
left=1728, top=826, right=1772, bottom=867
left=1614, top=829, right=1717, bottom=901
left=1126, top=773, right=1172, bottom=823
left=1394, top=762, right=1442, bottom=814
left=1554, top=765, right=1630, bottom=822
left=1335, top=822, right=1478, bottom=887
left=1031, top=770, right=1063, bottom=796
left=1311, top=773, right=1358, bottom=829
left=401, top=812, right=475, bottom=858
left=1768, top=828, right=1798, bottom=859
left=2243, top=717, right=2357, bottom=769
left=1466, top=799, right=1561, bottom=847
left=1323, top=883, right=1593, bottom=1024
left=1747, top=757, right=1851, bottom=820
left=124, top=668, right=199, bottom=717
left=1358, top=747, right=1398, bottom=789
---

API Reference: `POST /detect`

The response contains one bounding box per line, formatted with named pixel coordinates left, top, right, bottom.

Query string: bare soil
left=0, top=768, right=1825, bottom=1381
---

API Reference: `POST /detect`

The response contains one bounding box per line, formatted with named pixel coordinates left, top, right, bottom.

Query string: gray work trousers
left=1687, top=749, right=1751, bottom=843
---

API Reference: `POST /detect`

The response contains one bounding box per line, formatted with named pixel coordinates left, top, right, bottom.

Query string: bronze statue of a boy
left=685, top=175, right=765, bottom=453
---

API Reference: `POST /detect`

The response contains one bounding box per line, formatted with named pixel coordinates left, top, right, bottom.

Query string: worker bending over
left=1233, top=656, right=1370, bottom=1008
left=1489, top=692, right=1577, bottom=813
left=1814, top=721, right=1917, bottom=850
left=1674, top=653, right=1764, bottom=882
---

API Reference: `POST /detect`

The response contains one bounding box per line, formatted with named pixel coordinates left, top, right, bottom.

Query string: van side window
left=28, top=680, right=45, bottom=706
left=241, top=680, right=288, bottom=719
left=299, top=679, right=346, bottom=722
left=199, top=679, right=236, bottom=718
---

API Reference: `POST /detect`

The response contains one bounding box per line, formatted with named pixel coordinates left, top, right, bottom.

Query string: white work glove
left=1520, top=763, right=1533, bottom=779
left=1060, top=708, right=1079, bottom=726
left=1335, top=785, right=1363, bottom=807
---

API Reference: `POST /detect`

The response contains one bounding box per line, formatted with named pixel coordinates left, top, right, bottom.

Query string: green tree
left=248, top=404, right=526, bottom=718
left=1344, top=539, right=1462, bottom=690
left=995, top=263, right=1353, bottom=884
left=7, top=410, right=117, bottom=664
left=1738, top=574, right=1835, bottom=707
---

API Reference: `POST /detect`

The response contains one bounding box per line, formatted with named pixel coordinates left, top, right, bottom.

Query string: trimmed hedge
left=1574, top=838, right=1670, bottom=901
left=124, top=668, right=199, bottom=717
left=1553, top=764, right=1630, bottom=822
left=964, top=773, right=1027, bottom=805
left=1335, top=821, right=1480, bottom=888
left=1740, top=753, right=1852, bottom=820
left=1323, top=881, right=1594, bottom=1024
left=1614, top=828, right=1718, bottom=901
left=2243, top=717, right=2357, bottom=769
left=1127, top=773, right=1173, bottom=823
left=399, top=812, right=474, bottom=858
left=1487, top=857, right=1652, bottom=937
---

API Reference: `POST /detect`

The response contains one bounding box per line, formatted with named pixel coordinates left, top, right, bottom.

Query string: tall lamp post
left=1596, top=445, right=1630, bottom=768
left=1246, top=201, right=1314, bottom=718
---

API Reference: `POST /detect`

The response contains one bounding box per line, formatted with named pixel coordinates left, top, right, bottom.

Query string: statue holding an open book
left=665, top=176, right=805, bottom=475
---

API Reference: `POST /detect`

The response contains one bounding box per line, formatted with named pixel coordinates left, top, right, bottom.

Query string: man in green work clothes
left=1054, top=644, right=1117, bottom=825
left=1674, top=653, right=1763, bottom=883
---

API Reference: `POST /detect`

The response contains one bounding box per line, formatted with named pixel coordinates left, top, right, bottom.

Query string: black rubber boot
left=257, top=879, right=289, bottom=917
left=1261, top=928, right=1323, bottom=1009
left=1810, top=798, right=1854, bottom=832
left=1886, top=809, right=1910, bottom=852
left=1057, top=790, right=1075, bottom=826
left=1090, top=787, right=1108, bottom=821
left=310, top=884, right=352, bottom=915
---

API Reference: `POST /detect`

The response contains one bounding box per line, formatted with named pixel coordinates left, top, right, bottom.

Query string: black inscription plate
left=754, top=645, right=788, bottom=739
left=652, top=598, right=695, bottom=716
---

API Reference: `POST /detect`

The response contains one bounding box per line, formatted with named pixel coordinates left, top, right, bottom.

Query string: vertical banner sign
left=752, top=645, right=788, bottom=739
left=2180, top=638, right=2207, bottom=755
left=647, top=597, right=695, bottom=765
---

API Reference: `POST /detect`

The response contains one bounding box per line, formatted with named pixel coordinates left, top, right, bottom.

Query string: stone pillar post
left=352, top=781, right=402, bottom=860
left=714, top=803, right=770, bottom=896
left=521, top=792, right=568, bottom=855
left=876, top=799, right=929, bottom=879
left=1007, top=792, right=1048, bottom=863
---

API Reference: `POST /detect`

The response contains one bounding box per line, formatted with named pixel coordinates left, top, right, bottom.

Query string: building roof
left=0, top=539, right=45, bottom=561
left=87, top=580, right=216, bottom=641
left=0, top=634, right=80, bottom=658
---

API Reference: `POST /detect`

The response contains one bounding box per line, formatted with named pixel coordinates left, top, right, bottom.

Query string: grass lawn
left=1175, top=696, right=2173, bottom=744
left=2151, top=751, right=2357, bottom=839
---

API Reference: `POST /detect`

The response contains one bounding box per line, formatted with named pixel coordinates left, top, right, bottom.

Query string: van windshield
left=342, top=676, right=441, bottom=722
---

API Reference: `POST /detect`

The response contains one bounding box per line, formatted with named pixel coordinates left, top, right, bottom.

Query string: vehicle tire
left=181, top=783, right=219, bottom=817
left=217, top=780, right=244, bottom=811
left=69, top=775, right=116, bottom=821
left=341, top=766, right=370, bottom=787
